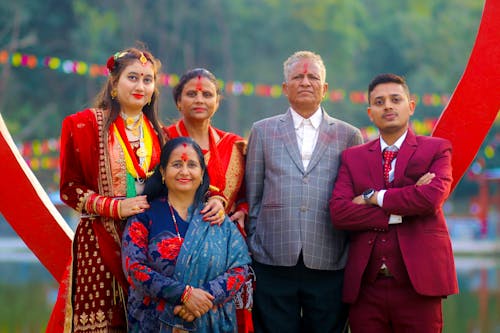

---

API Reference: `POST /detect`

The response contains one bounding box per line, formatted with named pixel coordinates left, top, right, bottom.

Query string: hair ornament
left=106, top=56, right=115, bottom=74
left=139, top=52, right=148, bottom=66
left=106, top=51, right=129, bottom=74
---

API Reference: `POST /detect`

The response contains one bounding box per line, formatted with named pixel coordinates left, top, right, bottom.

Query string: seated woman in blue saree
left=122, top=137, right=251, bottom=333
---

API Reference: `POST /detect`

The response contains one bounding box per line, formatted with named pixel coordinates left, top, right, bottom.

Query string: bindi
left=302, top=63, right=309, bottom=74
left=180, top=143, right=189, bottom=161
left=196, top=76, right=203, bottom=91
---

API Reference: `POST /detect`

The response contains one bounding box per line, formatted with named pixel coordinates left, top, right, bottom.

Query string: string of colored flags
left=18, top=119, right=499, bottom=172
left=1, top=49, right=451, bottom=106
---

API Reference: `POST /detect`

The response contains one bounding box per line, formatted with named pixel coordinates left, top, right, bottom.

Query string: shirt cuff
left=389, top=215, right=403, bottom=224
left=377, top=190, right=386, bottom=207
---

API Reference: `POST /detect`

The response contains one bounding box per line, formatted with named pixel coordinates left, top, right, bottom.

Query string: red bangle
left=181, top=285, right=193, bottom=304
left=102, top=197, right=112, bottom=216
left=111, top=199, right=121, bottom=220
left=85, top=193, right=99, bottom=214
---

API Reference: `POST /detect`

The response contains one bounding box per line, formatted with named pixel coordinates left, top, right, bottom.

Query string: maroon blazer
left=329, top=130, right=458, bottom=303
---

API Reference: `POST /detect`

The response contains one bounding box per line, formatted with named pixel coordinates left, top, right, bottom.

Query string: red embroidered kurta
left=57, top=108, right=160, bottom=333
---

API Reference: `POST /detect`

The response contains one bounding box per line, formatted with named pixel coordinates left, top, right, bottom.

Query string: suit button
left=300, top=206, right=307, bottom=212
left=368, top=240, right=373, bottom=244
left=302, top=176, right=308, bottom=184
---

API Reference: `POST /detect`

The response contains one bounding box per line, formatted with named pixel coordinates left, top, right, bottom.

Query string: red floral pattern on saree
left=157, top=237, right=183, bottom=261
left=227, top=267, right=245, bottom=292
left=129, top=221, right=149, bottom=248
left=132, top=264, right=151, bottom=282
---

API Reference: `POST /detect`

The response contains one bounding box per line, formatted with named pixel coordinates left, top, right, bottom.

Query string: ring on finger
left=218, top=210, right=224, bottom=218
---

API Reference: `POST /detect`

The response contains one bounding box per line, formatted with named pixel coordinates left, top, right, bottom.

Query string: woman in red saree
left=52, top=49, right=224, bottom=333
left=164, top=68, right=252, bottom=333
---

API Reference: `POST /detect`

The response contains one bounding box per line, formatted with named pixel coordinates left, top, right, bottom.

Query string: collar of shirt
left=291, top=107, right=323, bottom=130
left=380, top=130, right=408, bottom=152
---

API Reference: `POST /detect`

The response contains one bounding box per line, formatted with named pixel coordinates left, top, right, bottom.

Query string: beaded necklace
left=167, top=201, right=182, bottom=240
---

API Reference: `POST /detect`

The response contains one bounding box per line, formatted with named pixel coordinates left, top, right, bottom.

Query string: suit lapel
left=280, top=110, right=305, bottom=173
left=394, top=130, right=418, bottom=187
left=367, top=139, right=385, bottom=189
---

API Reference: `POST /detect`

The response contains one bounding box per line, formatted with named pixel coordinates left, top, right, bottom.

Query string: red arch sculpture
left=0, top=114, right=73, bottom=281
left=0, top=0, right=498, bottom=329
left=432, top=0, right=500, bottom=192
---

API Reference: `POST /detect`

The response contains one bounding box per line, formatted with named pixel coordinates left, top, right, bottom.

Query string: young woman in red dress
left=51, top=49, right=224, bottom=333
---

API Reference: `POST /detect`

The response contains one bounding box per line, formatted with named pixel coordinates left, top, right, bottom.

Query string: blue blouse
left=122, top=197, right=251, bottom=332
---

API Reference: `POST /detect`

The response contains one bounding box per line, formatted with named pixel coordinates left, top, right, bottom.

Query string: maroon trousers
left=349, top=276, right=443, bottom=333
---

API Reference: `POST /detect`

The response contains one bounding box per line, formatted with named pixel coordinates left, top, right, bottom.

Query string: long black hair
left=143, top=137, right=210, bottom=209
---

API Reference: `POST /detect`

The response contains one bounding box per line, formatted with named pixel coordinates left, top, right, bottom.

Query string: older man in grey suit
left=246, top=50, right=363, bottom=333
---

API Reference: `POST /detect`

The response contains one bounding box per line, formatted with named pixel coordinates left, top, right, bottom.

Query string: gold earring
left=111, top=89, right=117, bottom=99
left=161, top=176, right=165, bottom=184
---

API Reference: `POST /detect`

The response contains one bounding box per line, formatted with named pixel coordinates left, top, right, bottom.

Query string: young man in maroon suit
left=329, top=73, right=458, bottom=332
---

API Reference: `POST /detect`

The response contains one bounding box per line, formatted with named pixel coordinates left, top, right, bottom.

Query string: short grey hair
left=283, top=51, right=326, bottom=83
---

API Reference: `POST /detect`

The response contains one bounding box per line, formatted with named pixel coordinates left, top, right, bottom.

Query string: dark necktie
left=383, top=146, right=398, bottom=187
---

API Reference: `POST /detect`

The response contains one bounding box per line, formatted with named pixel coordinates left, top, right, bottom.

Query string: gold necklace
left=121, top=112, right=143, bottom=137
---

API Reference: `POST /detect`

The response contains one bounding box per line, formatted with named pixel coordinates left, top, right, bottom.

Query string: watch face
left=363, top=189, right=374, bottom=200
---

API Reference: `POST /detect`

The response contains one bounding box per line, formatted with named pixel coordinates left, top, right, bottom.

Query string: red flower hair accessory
left=106, top=51, right=128, bottom=74
left=106, top=56, right=115, bottom=74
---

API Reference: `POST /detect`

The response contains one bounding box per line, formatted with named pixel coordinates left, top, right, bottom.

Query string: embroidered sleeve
left=207, top=184, right=228, bottom=208
left=59, top=115, right=95, bottom=213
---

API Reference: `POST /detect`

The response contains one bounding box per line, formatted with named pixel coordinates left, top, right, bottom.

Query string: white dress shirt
left=291, top=107, right=322, bottom=169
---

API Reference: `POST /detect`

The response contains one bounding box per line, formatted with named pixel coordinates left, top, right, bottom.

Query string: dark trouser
left=252, top=255, right=348, bottom=333
left=349, top=276, right=443, bottom=333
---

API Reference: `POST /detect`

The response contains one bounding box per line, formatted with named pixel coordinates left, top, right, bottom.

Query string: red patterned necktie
left=383, top=147, right=398, bottom=187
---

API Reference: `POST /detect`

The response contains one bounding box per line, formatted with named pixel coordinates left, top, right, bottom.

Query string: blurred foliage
left=0, top=282, right=54, bottom=331
left=0, top=0, right=498, bottom=202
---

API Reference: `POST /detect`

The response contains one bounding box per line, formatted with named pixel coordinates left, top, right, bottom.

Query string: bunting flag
left=17, top=113, right=499, bottom=172
left=0, top=49, right=451, bottom=106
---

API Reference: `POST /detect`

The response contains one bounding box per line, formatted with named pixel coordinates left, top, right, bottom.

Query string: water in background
left=0, top=249, right=498, bottom=333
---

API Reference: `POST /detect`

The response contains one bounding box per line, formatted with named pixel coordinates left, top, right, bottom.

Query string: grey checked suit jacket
left=246, top=109, right=363, bottom=270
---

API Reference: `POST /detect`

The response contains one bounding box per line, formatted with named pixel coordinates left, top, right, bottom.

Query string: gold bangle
left=209, top=195, right=227, bottom=208
left=117, top=200, right=123, bottom=220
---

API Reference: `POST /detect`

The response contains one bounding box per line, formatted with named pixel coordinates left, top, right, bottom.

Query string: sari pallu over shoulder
left=159, top=208, right=251, bottom=333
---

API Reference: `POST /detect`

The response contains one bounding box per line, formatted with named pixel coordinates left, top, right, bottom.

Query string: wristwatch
left=362, top=188, right=375, bottom=202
